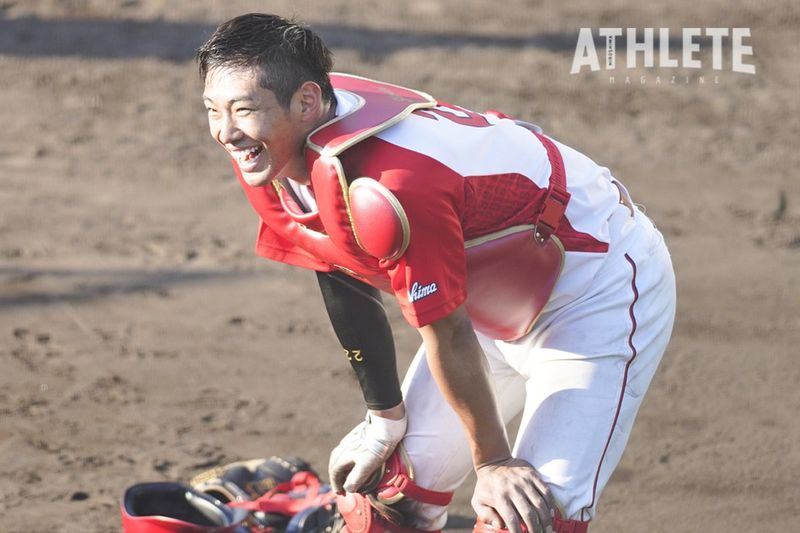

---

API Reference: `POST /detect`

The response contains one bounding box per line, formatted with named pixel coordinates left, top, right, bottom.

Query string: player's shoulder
left=340, top=135, right=464, bottom=202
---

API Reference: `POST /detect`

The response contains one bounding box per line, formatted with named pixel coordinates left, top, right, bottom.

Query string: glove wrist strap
left=365, top=411, right=408, bottom=444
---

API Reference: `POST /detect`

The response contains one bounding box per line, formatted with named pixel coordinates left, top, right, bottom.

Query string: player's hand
left=328, top=409, right=407, bottom=494
left=472, top=457, right=558, bottom=533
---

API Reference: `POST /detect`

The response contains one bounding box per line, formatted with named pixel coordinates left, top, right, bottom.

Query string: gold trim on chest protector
left=329, top=158, right=361, bottom=250
left=465, top=225, right=536, bottom=248
left=270, top=179, right=325, bottom=235
left=306, top=91, right=366, bottom=156
left=333, top=264, right=366, bottom=280
left=306, top=75, right=437, bottom=157
left=465, top=226, right=566, bottom=339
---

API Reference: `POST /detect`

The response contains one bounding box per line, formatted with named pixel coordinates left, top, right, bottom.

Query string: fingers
left=472, top=463, right=557, bottom=533
left=478, top=500, right=547, bottom=533
left=493, top=499, right=522, bottom=533
left=342, top=455, right=380, bottom=492
left=511, top=477, right=554, bottom=533
left=330, top=466, right=348, bottom=494
left=327, top=448, right=341, bottom=493
left=522, top=472, right=556, bottom=532
left=529, top=474, right=559, bottom=521
left=475, top=495, right=524, bottom=533
left=511, top=492, right=547, bottom=533
left=478, top=495, right=550, bottom=533
left=474, top=503, right=503, bottom=531
left=329, top=454, right=354, bottom=494
left=330, top=444, right=382, bottom=494
left=329, top=415, right=404, bottom=495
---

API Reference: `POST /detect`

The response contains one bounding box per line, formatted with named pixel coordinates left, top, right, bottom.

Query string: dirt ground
left=1, top=1, right=798, bottom=532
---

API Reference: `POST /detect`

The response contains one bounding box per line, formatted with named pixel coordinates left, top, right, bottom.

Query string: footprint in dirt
left=85, top=374, right=145, bottom=405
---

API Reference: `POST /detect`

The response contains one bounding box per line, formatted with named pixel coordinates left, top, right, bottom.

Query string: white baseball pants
left=399, top=204, right=677, bottom=528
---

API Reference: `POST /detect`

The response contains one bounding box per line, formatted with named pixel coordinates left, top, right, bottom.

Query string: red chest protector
left=234, top=73, right=435, bottom=290
left=235, top=74, right=569, bottom=341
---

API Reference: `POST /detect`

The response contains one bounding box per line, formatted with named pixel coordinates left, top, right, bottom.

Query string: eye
left=235, top=107, right=253, bottom=116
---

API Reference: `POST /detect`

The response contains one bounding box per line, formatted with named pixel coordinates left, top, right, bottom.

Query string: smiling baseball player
left=197, top=13, right=676, bottom=533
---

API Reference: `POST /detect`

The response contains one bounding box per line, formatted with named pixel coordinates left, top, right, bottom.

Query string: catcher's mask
left=121, top=482, right=249, bottom=532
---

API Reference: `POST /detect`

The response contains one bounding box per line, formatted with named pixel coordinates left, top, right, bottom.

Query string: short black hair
left=196, top=13, right=334, bottom=108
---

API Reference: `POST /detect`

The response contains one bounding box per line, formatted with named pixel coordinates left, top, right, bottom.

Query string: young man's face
left=202, top=67, right=308, bottom=186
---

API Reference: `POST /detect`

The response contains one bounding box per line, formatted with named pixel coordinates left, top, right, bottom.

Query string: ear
left=292, top=81, right=324, bottom=121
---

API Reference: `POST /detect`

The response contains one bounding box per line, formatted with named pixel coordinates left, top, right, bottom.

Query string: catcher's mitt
left=191, top=456, right=315, bottom=503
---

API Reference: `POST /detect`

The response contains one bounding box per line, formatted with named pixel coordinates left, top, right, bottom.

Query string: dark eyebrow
left=202, top=96, right=255, bottom=105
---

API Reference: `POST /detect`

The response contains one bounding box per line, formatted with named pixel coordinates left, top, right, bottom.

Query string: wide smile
left=230, top=145, right=265, bottom=172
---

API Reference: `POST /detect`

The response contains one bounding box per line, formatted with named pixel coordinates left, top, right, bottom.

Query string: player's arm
left=417, top=305, right=508, bottom=465
left=316, top=270, right=403, bottom=412
left=419, top=305, right=557, bottom=533
left=317, top=271, right=407, bottom=493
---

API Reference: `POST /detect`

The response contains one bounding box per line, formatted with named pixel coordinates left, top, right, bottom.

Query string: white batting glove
left=328, top=411, right=408, bottom=494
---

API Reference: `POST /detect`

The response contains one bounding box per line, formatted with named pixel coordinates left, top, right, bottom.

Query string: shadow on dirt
left=0, top=16, right=581, bottom=61
left=0, top=266, right=263, bottom=310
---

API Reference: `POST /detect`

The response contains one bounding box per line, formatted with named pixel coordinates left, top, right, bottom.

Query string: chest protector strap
left=531, top=131, right=571, bottom=245
left=485, top=110, right=571, bottom=246
left=465, top=112, right=569, bottom=341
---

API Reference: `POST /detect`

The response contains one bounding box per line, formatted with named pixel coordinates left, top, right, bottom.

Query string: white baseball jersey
left=286, top=89, right=628, bottom=327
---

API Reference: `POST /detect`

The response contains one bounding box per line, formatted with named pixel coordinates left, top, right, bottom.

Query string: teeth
left=232, top=146, right=261, bottom=164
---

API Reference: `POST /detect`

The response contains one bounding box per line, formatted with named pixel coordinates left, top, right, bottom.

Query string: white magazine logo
left=571, top=27, right=756, bottom=75
left=408, top=281, right=438, bottom=303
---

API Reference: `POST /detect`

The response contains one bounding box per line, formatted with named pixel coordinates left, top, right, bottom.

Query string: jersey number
left=415, top=103, right=491, bottom=128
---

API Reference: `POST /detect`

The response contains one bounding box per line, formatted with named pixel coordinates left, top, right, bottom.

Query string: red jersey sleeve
left=379, top=167, right=467, bottom=328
